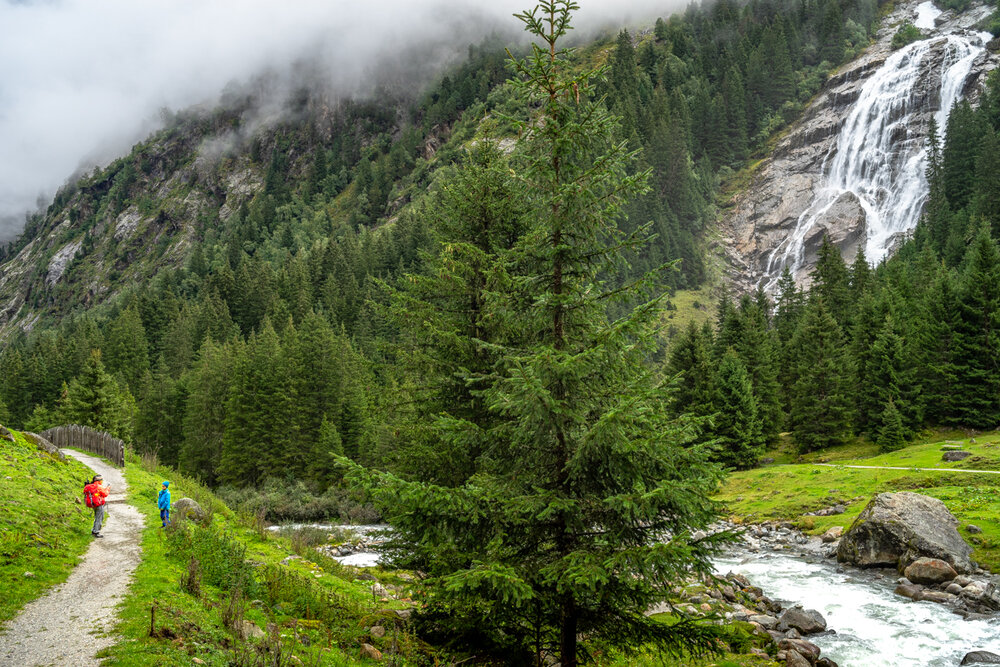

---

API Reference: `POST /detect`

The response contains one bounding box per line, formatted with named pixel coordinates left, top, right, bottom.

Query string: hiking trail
left=0, top=449, right=144, bottom=666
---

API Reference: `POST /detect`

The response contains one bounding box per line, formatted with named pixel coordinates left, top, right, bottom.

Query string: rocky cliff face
left=720, top=0, right=999, bottom=291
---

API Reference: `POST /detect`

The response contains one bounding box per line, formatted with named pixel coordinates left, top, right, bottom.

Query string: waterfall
left=762, top=2, right=991, bottom=288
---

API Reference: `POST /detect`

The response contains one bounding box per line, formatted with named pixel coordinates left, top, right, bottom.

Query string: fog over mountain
left=0, top=0, right=678, bottom=241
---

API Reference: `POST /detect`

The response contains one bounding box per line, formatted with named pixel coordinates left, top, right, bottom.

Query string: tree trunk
left=560, top=597, right=578, bottom=667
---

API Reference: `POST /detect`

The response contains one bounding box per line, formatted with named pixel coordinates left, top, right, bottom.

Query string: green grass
left=661, top=284, right=721, bottom=343
left=719, top=430, right=1000, bottom=571
left=99, top=452, right=433, bottom=666
left=0, top=427, right=95, bottom=626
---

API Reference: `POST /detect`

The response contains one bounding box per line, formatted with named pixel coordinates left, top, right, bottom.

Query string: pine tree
left=102, top=304, right=151, bottom=392
left=876, top=398, right=907, bottom=452
left=972, top=129, right=1000, bottom=238
left=60, top=350, right=136, bottom=441
left=943, top=101, right=988, bottom=210
left=787, top=299, right=854, bottom=451
left=0, top=395, right=9, bottom=426
left=667, top=321, right=717, bottom=417
left=341, top=4, right=722, bottom=663
left=712, top=349, right=764, bottom=469
left=950, top=228, right=1000, bottom=428
left=179, top=339, right=234, bottom=485
left=810, top=235, right=851, bottom=326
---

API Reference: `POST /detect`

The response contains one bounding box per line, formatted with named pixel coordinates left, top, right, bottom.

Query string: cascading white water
left=715, top=552, right=1000, bottom=666
left=762, top=2, right=992, bottom=288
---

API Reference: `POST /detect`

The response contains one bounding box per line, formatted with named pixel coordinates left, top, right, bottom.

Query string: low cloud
left=0, top=0, right=680, bottom=241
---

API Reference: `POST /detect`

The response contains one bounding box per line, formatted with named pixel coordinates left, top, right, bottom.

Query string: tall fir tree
left=341, top=4, right=723, bottom=663
left=59, top=349, right=136, bottom=441
left=787, top=299, right=854, bottom=451
left=712, top=349, right=764, bottom=469
left=949, top=228, right=1000, bottom=428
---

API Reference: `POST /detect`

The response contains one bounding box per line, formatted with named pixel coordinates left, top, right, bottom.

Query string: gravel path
left=0, top=449, right=144, bottom=666
left=815, top=463, right=1000, bottom=474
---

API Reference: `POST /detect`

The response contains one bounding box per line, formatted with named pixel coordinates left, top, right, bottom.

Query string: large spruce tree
left=341, top=3, right=722, bottom=663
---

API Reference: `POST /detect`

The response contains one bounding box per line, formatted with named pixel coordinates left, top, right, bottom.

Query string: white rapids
left=763, top=2, right=991, bottom=288
left=715, top=551, right=1000, bottom=667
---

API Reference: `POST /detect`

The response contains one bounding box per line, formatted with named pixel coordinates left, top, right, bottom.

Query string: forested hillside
left=0, top=0, right=891, bottom=495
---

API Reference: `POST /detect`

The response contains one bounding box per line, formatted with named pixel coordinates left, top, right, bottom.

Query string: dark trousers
left=92, top=504, right=105, bottom=534
left=160, top=508, right=170, bottom=526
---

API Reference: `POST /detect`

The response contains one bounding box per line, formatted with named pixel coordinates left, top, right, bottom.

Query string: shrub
left=891, top=22, right=923, bottom=49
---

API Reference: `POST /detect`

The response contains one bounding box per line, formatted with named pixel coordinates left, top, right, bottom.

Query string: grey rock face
left=719, top=0, right=999, bottom=291
left=836, top=492, right=973, bottom=573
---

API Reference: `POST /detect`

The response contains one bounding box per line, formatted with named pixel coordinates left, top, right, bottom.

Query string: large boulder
left=777, top=606, right=827, bottom=635
left=962, top=651, right=1000, bottom=665
left=22, top=432, right=66, bottom=462
left=943, top=451, right=972, bottom=462
left=0, top=425, right=14, bottom=443
left=173, top=497, right=206, bottom=521
left=902, top=557, right=957, bottom=585
left=836, top=492, right=973, bottom=573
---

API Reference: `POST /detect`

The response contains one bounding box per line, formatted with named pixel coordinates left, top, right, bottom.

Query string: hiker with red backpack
left=83, top=475, right=110, bottom=537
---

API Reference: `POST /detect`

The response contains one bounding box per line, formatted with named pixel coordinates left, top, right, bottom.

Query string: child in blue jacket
left=158, top=481, right=171, bottom=527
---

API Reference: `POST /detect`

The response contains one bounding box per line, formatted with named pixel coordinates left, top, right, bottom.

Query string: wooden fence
left=41, top=424, right=126, bottom=467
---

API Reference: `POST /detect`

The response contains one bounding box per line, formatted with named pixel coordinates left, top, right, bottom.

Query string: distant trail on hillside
left=814, top=463, right=1000, bottom=475
left=0, top=450, right=144, bottom=666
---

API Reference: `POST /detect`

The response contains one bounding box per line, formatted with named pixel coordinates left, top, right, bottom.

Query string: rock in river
left=962, top=651, right=1000, bottom=665
left=903, top=557, right=957, bottom=585
left=777, top=606, right=827, bottom=635
left=836, top=492, right=973, bottom=573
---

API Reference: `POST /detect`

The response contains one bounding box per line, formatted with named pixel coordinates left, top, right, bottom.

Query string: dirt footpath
left=0, top=449, right=144, bottom=666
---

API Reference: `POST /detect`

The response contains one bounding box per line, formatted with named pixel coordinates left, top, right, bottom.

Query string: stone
left=371, top=583, right=388, bottom=597
left=968, top=525, right=983, bottom=534
left=23, top=571, right=34, bottom=578
left=0, top=426, right=14, bottom=442
left=821, top=526, right=844, bottom=543
left=173, top=497, right=206, bottom=521
left=777, top=606, right=827, bottom=635
left=955, top=575, right=973, bottom=586
left=748, top=614, right=779, bottom=629
left=240, top=620, right=265, bottom=640
left=915, top=590, right=954, bottom=604
left=962, top=651, right=1000, bottom=665
left=193, top=659, right=206, bottom=665
left=943, top=451, right=972, bottom=461
left=778, top=638, right=821, bottom=662
left=946, top=583, right=964, bottom=595
left=903, top=557, right=957, bottom=585
left=22, top=432, right=65, bottom=462
left=816, top=659, right=840, bottom=667
left=360, top=643, right=382, bottom=660
left=894, top=583, right=922, bottom=599
left=370, top=625, right=386, bottom=638
left=785, top=649, right=811, bottom=667
left=836, top=492, right=974, bottom=573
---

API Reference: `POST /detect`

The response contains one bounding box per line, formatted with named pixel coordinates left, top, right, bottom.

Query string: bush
left=216, top=478, right=379, bottom=524
left=891, top=22, right=924, bottom=49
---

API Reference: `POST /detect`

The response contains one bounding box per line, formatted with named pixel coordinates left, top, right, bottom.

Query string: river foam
left=715, top=552, right=1000, bottom=666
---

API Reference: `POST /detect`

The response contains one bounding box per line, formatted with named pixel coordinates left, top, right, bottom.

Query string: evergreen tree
left=712, top=349, right=764, bottom=469
left=950, top=228, right=1000, bottom=428
left=972, top=129, right=1000, bottom=238
left=875, top=398, right=907, bottom=452
left=341, top=4, right=722, bottom=663
left=787, top=299, right=854, bottom=451
left=942, top=101, right=987, bottom=210
left=0, top=395, right=9, bottom=426
left=667, top=321, right=717, bottom=417
left=810, top=236, right=851, bottom=326
left=60, top=349, right=136, bottom=441
left=179, top=339, right=234, bottom=485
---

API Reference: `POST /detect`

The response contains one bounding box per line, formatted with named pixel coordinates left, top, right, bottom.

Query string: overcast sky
left=0, top=0, right=679, bottom=241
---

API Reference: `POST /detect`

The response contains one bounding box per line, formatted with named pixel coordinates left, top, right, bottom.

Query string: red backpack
left=84, top=482, right=96, bottom=508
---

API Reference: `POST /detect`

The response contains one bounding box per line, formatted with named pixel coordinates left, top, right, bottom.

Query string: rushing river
left=715, top=551, right=1000, bottom=666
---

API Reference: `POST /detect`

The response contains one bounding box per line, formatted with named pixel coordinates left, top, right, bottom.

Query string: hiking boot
left=92, top=532, right=104, bottom=538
